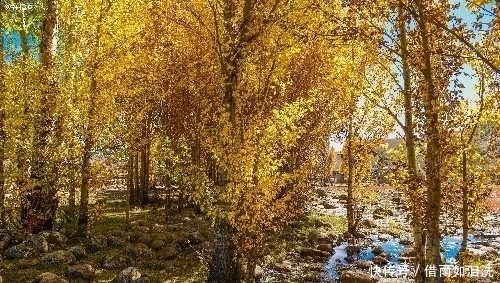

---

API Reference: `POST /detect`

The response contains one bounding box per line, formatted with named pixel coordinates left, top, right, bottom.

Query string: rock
left=125, top=243, right=154, bottom=260
left=187, top=232, right=203, bottom=245
left=0, top=232, right=11, bottom=251
left=68, top=245, right=87, bottom=260
left=34, top=272, right=69, bottom=283
left=108, top=235, right=127, bottom=248
left=317, top=188, right=327, bottom=198
left=372, top=245, right=384, bottom=255
left=131, top=225, right=150, bottom=234
left=39, top=250, right=76, bottom=268
left=4, top=243, right=36, bottom=259
left=378, top=234, right=393, bottom=241
left=316, top=244, right=334, bottom=253
left=130, top=232, right=153, bottom=246
left=361, top=219, right=377, bottom=228
left=339, top=270, right=377, bottom=283
left=111, top=267, right=141, bottom=283
left=373, top=207, right=394, bottom=219
left=66, top=264, right=96, bottom=281
left=133, top=278, right=150, bottom=283
left=304, top=273, right=321, bottom=282
left=150, top=239, right=165, bottom=251
left=346, top=245, right=361, bottom=254
left=353, top=231, right=367, bottom=238
left=89, top=234, right=108, bottom=252
left=337, top=194, right=348, bottom=201
left=273, top=260, right=294, bottom=272
left=307, top=263, right=323, bottom=271
left=354, top=260, right=374, bottom=269
left=400, top=247, right=415, bottom=257
left=254, top=265, right=264, bottom=278
left=101, top=253, right=131, bottom=270
left=308, top=230, right=332, bottom=244
left=322, top=201, right=335, bottom=209
left=39, top=231, right=68, bottom=246
left=156, top=246, right=179, bottom=260
left=25, top=234, right=49, bottom=253
left=372, top=255, right=389, bottom=265
left=299, top=247, right=330, bottom=258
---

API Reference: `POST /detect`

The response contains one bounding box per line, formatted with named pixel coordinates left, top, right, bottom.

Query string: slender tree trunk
left=398, top=3, right=426, bottom=282
left=140, top=147, right=146, bottom=208
left=0, top=15, right=7, bottom=229
left=416, top=2, right=443, bottom=279
left=129, top=152, right=136, bottom=206
left=25, top=0, right=60, bottom=234
left=346, top=120, right=355, bottom=235
left=207, top=216, right=240, bottom=283
left=126, top=154, right=132, bottom=229
left=77, top=84, right=96, bottom=236
left=134, top=151, right=140, bottom=206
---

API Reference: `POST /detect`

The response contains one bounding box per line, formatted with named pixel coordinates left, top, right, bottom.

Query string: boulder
left=68, top=245, right=87, bottom=260
left=111, top=267, right=141, bottom=283
left=107, top=235, right=127, bottom=248
left=317, top=188, right=327, bottom=198
left=400, top=247, right=415, bottom=257
left=34, top=272, right=69, bottom=283
left=354, top=260, right=374, bottom=269
left=66, top=264, right=96, bottom=281
left=307, top=230, right=332, bottom=244
left=339, top=270, right=377, bottom=283
left=372, top=255, right=389, bottom=265
left=150, top=239, right=165, bottom=251
left=299, top=247, right=330, bottom=258
left=273, top=260, right=294, bottom=272
left=254, top=265, right=265, bottom=278
left=372, top=245, right=384, bottom=255
left=156, top=245, right=179, bottom=260
left=322, top=201, right=335, bottom=209
left=101, top=253, right=131, bottom=270
left=39, top=231, right=68, bottom=246
left=346, top=245, right=361, bottom=254
left=361, top=219, right=377, bottom=228
left=39, top=250, right=76, bottom=268
left=0, top=232, right=11, bottom=251
left=89, top=234, right=108, bottom=252
left=316, top=244, right=334, bottom=253
left=125, top=243, right=154, bottom=261
left=25, top=234, right=49, bottom=253
left=4, top=243, right=36, bottom=259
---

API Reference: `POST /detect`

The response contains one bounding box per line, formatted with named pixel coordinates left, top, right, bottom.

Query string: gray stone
left=39, top=231, right=68, bottom=246
left=299, top=247, right=330, bottom=258
left=68, top=245, right=87, bottom=260
left=25, top=234, right=49, bottom=253
left=101, top=253, right=131, bottom=269
left=0, top=232, right=11, bottom=251
left=316, top=244, right=334, bottom=253
left=111, top=267, right=141, bottom=283
left=107, top=235, right=127, bottom=248
left=354, top=260, right=374, bottom=269
left=4, top=243, right=36, bottom=259
left=89, top=234, right=108, bottom=252
left=372, top=245, right=384, bottom=255
left=339, top=270, right=377, bottom=283
left=156, top=245, right=179, bottom=260
left=372, top=255, right=389, bottom=265
left=66, top=264, right=96, bottom=280
left=346, top=245, right=361, bottom=254
left=125, top=243, right=154, bottom=260
left=34, top=272, right=69, bottom=283
left=39, top=250, right=76, bottom=268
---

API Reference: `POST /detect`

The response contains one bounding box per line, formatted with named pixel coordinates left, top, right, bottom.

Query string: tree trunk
left=398, top=3, right=426, bottom=282
left=416, top=2, right=443, bottom=279
left=25, top=0, right=60, bottom=234
left=126, top=154, right=132, bottom=229
left=140, top=147, right=147, bottom=208
left=207, top=216, right=240, bottom=283
left=0, top=15, right=6, bottom=229
left=346, top=120, right=355, bottom=235
left=134, top=151, right=140, bottom=206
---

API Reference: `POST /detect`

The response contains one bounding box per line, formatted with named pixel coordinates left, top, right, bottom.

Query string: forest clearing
left=1, top=0, right=500, bottom=282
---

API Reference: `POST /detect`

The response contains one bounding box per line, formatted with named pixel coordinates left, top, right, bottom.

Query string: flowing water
left=325, top=235, right=478, bottom=281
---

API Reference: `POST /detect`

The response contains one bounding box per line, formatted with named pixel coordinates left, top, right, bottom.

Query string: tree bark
left=398, top=3, right=426, bottom=282
left=207, top=216, right=240, bottom=283
left=346, top=120, right=355, bottom=235
left=24, top=0, right=60, bottom=234
left=416, top=2, right=443, bottom=280
left=0, top=13, right=7, bottom=229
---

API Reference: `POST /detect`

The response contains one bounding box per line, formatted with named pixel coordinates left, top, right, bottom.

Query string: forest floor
left=1, top=185, right=499, bottom=282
